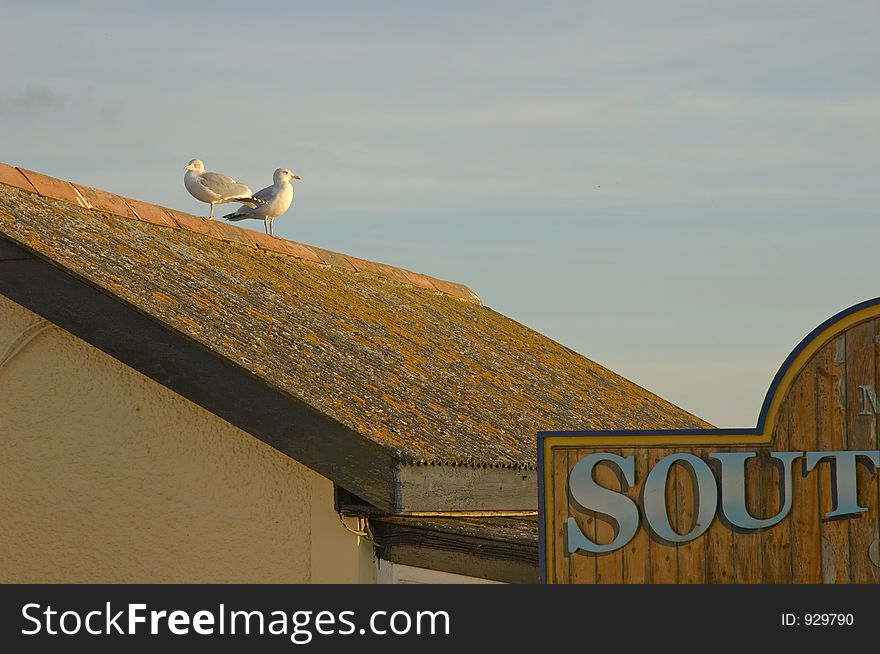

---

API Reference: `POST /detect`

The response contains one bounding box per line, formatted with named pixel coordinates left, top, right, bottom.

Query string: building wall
left=0, top=294, right=375, bottom=583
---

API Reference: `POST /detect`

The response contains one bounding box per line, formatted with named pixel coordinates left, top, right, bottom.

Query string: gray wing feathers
left=252, top=185, right=277, bottom=203
left=199, top=172, right=252, bottom=199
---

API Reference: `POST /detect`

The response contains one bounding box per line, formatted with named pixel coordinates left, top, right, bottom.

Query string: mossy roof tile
left=0, top=167, right=710, bottom=469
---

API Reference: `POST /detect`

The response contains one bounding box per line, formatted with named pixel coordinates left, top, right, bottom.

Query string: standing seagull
left=183, top=159, right=265, bottom=220
left=223, top=168, right=300, bottom=236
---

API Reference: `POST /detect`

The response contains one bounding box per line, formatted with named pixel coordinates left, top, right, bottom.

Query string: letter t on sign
left=805, top=451, right=880, bottom=518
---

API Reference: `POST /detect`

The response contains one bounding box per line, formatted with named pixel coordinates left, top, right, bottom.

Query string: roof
left=0, top=162, right=711, bottom=511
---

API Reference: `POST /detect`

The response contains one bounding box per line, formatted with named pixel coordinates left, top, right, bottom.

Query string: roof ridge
left=0, top=161, right=481, bottom=304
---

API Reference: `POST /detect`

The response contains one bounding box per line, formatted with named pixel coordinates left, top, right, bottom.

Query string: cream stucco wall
left=0, top=294, right=375, bottom=583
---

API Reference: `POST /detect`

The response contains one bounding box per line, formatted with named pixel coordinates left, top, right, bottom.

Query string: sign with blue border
left=538, top=298, right=880, bottom=583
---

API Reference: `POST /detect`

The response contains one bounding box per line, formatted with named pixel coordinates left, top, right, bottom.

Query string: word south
left=567, top=450, right=880, bottom=554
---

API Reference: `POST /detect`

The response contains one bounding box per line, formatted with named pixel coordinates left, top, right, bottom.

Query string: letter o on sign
left=643, top=453, right=717, bottom=543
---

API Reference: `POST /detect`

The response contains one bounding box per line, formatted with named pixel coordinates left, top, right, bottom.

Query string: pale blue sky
left=2, top=1, right=878, bottom=427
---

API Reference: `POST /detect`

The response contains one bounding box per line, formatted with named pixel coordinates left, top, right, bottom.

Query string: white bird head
left=184, top=159, right=205, bottom=172
left=274, top=168, right=301, bottom=184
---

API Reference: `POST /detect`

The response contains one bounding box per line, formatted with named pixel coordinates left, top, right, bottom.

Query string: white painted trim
left=376, top=559, right=503, bottom=584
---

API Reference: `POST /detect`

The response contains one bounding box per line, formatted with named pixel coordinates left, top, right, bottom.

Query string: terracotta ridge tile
left=1, top=161, right=482, bottom=305
left=72, top=183, right=137, bottom=219
left=344, top=255, right=412, bottom=284
left=255, top=237, right=323, bottom=263
left=399, top=268, right=438, bottom=291
left=17, top=168, right=87, bottom=208
left=426, top=277, right=483, bottom=303
left=0, top=163, right=37, bottom=194
left=124, top=199, right=179, bottom=229
left=310, top=246, right=356, bottom=270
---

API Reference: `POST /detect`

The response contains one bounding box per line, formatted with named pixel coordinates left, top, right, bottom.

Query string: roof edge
left=394, top=462, right=538, bottom=511
left=0, top=162, right=481, bottom=305
left=0, top=234, right=402, bottom=512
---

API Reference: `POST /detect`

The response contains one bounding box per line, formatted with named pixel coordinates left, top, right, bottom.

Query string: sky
left=1, top=1, right=878, bottom=427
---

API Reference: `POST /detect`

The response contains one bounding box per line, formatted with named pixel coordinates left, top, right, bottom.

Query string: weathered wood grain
left=552, top=448, right=571, bottom=584
left=733, top=447, right=763, bottom=583
left=706, top=447, right=736, bottom=583
left=676, top=449, right=707, bottom=583
left=817, top=337, right=851, bottom=583
left=763, top=406, right=792, bottom=583
left=568, top=448, right=597, bottom=584
left=789, top=358, right=821, bottom=582
left=623, top=448, right=651, bottom=583
left=648, top=448, right=678, bottom=583
left=846, top=320, right=878, bottom=583
left=595, top=451, right=625, bottom=583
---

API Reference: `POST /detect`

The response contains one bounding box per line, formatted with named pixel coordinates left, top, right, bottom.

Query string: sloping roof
left=0, top=163, right=710, bottom=509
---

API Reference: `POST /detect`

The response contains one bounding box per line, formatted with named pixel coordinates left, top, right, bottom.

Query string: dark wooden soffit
left=371, top=515, right=539, bottom=584
left=0, top=235, right=399, bottom=511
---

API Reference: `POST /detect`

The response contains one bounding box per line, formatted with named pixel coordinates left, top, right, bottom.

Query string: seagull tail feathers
left=228, top=195, right=267, bottom=208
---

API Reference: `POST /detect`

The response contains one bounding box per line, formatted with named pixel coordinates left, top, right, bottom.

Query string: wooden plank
left=551, top=448, right=571, bottom=584
left=706, top=446, right=736, bottom=583
left=568, top=448, right=597, bottom=584
left=763, top=406, right=793, bottom=583
left=733, top=445, right=763, bottom=583
left=847, top=320, right=879, bottom=583
left=675, top=448, right=707, bottom=583
left=595, top=449, right=625, bottom=583
left=789, top=357, right=821, bottom=582
left=648, top=448, right=678, bottom=583
left=817, top=336, right=851, bottom=583
left=873, top=319, right=880, bottom=584
left=622, top=448, right=651, bottom=583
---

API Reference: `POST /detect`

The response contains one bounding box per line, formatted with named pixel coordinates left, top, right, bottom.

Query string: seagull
left=223, top=168, right=299, bottom=236
left=183, top=159, right=265, bottom=220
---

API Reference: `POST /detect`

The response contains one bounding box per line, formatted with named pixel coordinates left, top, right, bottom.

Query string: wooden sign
left=538, top=299, right=880, bottom=583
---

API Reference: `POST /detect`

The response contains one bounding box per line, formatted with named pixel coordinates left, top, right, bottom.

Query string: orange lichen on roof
left=0, top=162, right=480, bottom=304
left=0, top=166, right=712, bottom=469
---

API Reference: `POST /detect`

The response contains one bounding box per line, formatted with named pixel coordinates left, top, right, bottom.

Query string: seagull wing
left=251, top=184, right=279, bottom=204
left=198, top=172, right=253, bottom=201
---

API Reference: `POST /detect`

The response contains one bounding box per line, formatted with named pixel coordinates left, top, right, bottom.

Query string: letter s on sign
left=567, top=453, right=639, bottom=554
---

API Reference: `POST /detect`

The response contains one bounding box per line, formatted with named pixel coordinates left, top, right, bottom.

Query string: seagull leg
left=209, top=203, right=215, bottom=220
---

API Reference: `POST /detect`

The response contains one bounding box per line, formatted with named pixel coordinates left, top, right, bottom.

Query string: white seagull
left=183, top=159, right=265, bottom=220
left=223, top=168, right=300, bottom=236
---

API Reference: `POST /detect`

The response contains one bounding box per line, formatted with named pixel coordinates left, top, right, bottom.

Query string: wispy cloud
left=0, top=86, right=66, bottom=115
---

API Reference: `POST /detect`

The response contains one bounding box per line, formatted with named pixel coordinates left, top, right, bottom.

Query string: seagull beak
left=293, top=175, right=301, bottom=180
